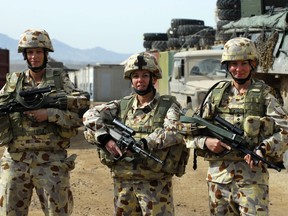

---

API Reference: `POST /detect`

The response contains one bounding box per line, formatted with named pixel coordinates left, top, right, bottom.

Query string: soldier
left=83, top=52, right=189, bottom=216
left=0, top=28, right=89, bottom=215
left=185, top=37, right=288, bottom=215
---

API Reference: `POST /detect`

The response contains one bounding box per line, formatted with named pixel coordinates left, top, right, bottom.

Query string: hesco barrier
left=0, top=49, right=9, bottom=89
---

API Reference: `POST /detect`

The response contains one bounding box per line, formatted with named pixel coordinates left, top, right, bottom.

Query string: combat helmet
left=18, top=28, right=54, bottom=53
left=221, top=37, right=258, bottom=63
left=124, top=52, right=162, bottom=80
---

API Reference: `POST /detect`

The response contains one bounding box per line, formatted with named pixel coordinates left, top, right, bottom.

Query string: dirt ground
left=8, top=127, right=288, bottom=216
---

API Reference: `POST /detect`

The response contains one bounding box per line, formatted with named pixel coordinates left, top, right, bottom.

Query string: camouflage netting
left=255, top=30, right=279, bottom=73
left=222, top=11, right=288, bottom=73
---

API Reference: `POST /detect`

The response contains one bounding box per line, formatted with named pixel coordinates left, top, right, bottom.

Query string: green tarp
left=222, top=11, right=288, bottom=33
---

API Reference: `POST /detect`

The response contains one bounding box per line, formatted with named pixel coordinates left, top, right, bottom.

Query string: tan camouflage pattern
left=188, top=80, right=288, bottom=162
left=41, top=91, right=90, bottom=116
left=66, top=93, right=90, bottom=114
left=113, top=177, right=174, bottom=216
left=0, top=153, right=75, bottom=216
left=0, top=68, right=87, bottom=215
left=124, top=52, right=162, bottom=79
left=243, top=115, right=261, bottom=137
left=84, top=93, right=185, bottom=179
left=0, top=116, right=12, bottom=146
left=18, top=28, right=54, bottom=53
left=208, top=180, right=268, bottom=215
left=221, top=37, right=258, bottom=63
left=83, top=93, right=185, bottom=215
left=0, top=72, right=21, bottom=94
left=186, top=79, right=288, bottom=214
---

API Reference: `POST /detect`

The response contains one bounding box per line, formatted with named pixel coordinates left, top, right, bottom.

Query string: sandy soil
left=5, top=127, right=288, bottom=216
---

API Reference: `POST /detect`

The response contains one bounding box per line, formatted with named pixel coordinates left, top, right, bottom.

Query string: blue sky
left=1, top=0, right=217, bottom=54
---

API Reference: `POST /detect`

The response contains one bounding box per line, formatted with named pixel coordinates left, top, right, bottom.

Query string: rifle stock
left=180, top=115, right=282, bottom=172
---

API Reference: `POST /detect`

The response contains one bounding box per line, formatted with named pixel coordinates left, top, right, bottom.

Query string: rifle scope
left=214, top=115, right=244, bottom=136
left=19, top=86, right=52, bottom=97
left=112, top=119, right=135, bottom=136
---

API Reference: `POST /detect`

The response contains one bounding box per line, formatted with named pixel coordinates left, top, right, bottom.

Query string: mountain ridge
left=0, top=33, right=133, bottom=65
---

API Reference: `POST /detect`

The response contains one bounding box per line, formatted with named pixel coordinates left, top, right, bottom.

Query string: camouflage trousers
left=113, top=177, right=174, bottom=216
left=0, top=157, right=74, bottom=216
left=207, top=181, right=269, bottom=216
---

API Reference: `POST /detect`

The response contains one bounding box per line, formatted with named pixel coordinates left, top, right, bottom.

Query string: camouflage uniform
left=0, top=28, right=89, bottom=216
left=186, top=38, right=288, bottom=216
left=83, top=52, right=188, bottom=216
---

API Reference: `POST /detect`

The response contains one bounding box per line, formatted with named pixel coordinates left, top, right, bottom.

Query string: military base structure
left=1, top=0, right=288, bottom=168
left=138, top=0, right=288, bottom=112
left=69, top=64, right=132, bottom=102
left=3, top=0, right=288, bottom=110
left=62, top=0, right=288, bottom=113
left=0, top=48, right=9, bottom=89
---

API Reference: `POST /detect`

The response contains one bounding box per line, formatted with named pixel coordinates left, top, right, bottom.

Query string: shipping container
left=0, top=49, right=9, bottom=88
left=74, top=64, right=132, bottom=102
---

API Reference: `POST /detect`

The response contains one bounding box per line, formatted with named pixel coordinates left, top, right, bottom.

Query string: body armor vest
left=120, top=94, right=189, bottom=177
left=1, top=68, right=73, bottom=152
left=119, top=94, right=176, bottom=136
left=99, top=94, right=189, bottom=177
left=211, top=80, right=266, bottom=118
left=204, top=80, right=271, bottom=161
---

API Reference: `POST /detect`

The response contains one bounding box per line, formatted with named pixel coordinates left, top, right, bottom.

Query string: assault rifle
left=180, top=114, right=282, bottom=172
left=0, top=86, right=89, bottom=117
left=107, top=118, right=163, bottom=164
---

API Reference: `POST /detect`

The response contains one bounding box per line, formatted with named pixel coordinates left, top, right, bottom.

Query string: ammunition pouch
left=142, top=144, right=190, bottom=177
left=243, top=116, right=261, bottom=138
left=260, top=116, right=274, bottom=137
left=97, top=142, right=190, bottom=177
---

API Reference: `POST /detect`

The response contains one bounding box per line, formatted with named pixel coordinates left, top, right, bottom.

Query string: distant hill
left=0, top=33, right=132, bottom=68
